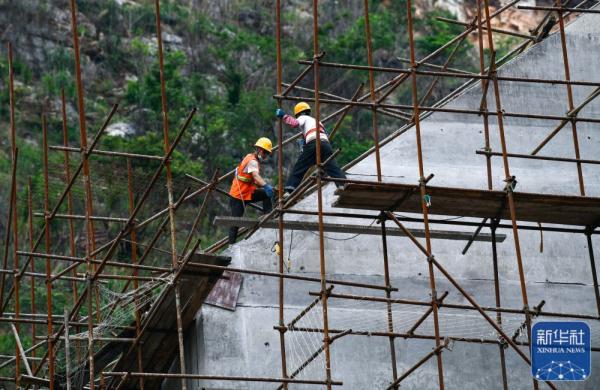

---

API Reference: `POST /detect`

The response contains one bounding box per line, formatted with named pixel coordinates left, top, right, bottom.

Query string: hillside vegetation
left=0, top=0, right=489, bottom=355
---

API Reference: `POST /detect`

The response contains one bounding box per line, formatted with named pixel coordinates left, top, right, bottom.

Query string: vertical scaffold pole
left=61, top=89, right=83, bottom=366
left=42, top=112, right=55, bottom=390
left=154, top=1, right=188, bottom=388
left=311, top=1, right=333, bottom=388
left=380, top=215, right=399, bottom=388
left=127, top=159, right=145, bottom=390
left=69, top=0, right=100, bottom=386
left=481, top=1, right=536, bottom=388
left=475, top=1, right=507, bottom=387
left=585, top=231, right=600, bottom=317
left=7, top=41, right=22, bottom=387
left=275, top=0, right=290, bottom=388
left=555, top=0, right=585, bottom=196
left=406, top=1, right=445, bottom=388
left=491, top=221, right=509, bottom=389
left=363, top=0, right=383, bottom=181
left=27, top=178, right=37, bottom=372
left=60, top=89, right=81, bottom=307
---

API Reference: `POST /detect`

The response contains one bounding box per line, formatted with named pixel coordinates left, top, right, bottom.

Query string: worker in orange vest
left=228, top=137, right=274, bottom=244
left=276, top=102, right=346, bottom=196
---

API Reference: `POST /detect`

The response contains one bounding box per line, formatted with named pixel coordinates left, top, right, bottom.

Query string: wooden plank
left=205, top=271, right=243, bottom=311
left=333, top=183, right=600, bottom=226
left=213, top=216, right=506, bottom=242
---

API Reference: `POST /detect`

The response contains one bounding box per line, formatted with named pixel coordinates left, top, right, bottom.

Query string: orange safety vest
left=229, top=153, right=259, bottom=201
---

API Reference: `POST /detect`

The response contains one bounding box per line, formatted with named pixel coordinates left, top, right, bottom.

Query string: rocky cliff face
left=0, top=0, right=552, bottom=130
left=0, top=0, right=563, bottom=232
left=418, top=1, right=549, bottom=45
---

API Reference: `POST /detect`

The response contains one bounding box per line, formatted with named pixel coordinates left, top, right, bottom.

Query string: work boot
left=283, top=186, right=295, bottom=200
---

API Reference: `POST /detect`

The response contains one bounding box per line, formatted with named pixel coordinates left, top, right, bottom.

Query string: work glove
left=275, top=108, right=285, bottom=118
left=263, top=184, right=274, bottom=198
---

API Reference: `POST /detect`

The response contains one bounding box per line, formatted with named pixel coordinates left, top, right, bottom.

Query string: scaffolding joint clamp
left=435, top=294, right=445, bottom=307
left=322, top=286, right=333, bottom=298
left=316, top=165, right=325, bottom=177
left=490, top=218, right=500, bottom=229
left=443, top=337, right=454, bottom=351
left=533, top=300, right=546, bottom=316
left=503, top=176, right=517, bottom=193
left=419, top=174, right=433, bottom=186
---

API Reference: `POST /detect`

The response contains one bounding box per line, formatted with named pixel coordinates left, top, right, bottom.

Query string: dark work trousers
left=228, top=188, right=273, bottom=244
left=284, top=139, right=346, bottom=192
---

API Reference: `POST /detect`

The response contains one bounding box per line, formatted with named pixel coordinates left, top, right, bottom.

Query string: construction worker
left=276, top=102, right=346, bottom=196
left=228, top=137, right=274, bottom=244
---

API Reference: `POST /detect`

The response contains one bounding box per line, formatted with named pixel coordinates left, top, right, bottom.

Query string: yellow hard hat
left=294, top=102, right=311, bottom=116
left=255, top=137, right=273, bottom=153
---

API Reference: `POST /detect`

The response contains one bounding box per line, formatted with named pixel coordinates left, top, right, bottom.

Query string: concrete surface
left=163, top=7, right=600, bottom=390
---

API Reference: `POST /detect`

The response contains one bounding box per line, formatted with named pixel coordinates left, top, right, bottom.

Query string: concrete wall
left=164, top=8, right=600, bottom=390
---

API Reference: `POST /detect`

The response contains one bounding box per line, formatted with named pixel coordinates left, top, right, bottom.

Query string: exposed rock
left=106, top=122, right=137, bottom=137
left=162, top=31, right=183, bottom=45
left=114, top=0, right=139, bottom=6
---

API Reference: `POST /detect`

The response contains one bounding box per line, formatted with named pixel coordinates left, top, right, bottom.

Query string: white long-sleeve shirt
left=283, top=114, right=329, bottom=143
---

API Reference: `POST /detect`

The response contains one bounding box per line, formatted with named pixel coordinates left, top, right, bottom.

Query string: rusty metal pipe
left=480, top=3, right=538, bottom=388
left=102, top=372, right=343, bottom=385
left=364, top=0, right=382, bottom=181
left=49, top=145, right=163, bottom=161
left=60, top=89, right=80, bottom=311
left=555, top=0, right=585, bottom=195
left=386, top=342, right=448, bottom=390
left=518, top=5, right=600, bottom=13
left=298, top=60, right=600, bottom=87
left=7, top=45, right=22, bottom=388
left=42, top=113, right=56, bottom=389
left=436, top=16, right=535, bottom=40
left=275, top=1, right=290, bottom=388
left=275, top=94, right=600, bottom=124
left=126, top=159, right=145, bottom=390
left=476, top=150, right=600, bottom=165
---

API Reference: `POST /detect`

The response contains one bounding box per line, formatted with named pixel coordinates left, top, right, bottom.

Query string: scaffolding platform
left=100, top=253, right=230, bottom=389
left=214, top=216, right=506, bottom=242
left=333, top=183, right=600, bottom=227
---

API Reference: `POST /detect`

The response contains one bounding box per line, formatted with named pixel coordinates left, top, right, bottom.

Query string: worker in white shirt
left=276, top=102, right=346, bottom=196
